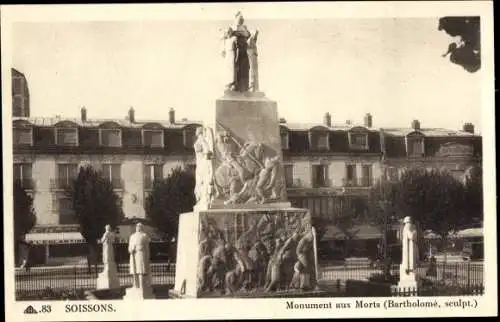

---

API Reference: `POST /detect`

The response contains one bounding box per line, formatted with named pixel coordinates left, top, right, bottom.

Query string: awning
left=322, top=224, right=382, bottom=240
left=452, top=227, right=483, bottom=238
left=25, top=232, right=85, bottom=245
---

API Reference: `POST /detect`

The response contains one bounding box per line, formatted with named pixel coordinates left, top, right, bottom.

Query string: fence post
left=74, top=266, right=77, bottom=293
left=467, top=261, right=470, bottom=288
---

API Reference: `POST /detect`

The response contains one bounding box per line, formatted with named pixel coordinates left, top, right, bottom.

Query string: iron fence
left=15, top=261, right=483, bottom=300
left=15, top=263, right=175, bottom=300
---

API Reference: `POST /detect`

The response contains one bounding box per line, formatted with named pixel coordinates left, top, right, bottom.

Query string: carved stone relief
left=196, top=210, right=315, bottom=296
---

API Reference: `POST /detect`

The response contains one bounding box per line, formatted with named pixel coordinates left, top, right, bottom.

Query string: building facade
left=11, top=70, right=482, bottom=263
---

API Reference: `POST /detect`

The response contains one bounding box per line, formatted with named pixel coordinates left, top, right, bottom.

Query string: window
left=385, top=167, right=398, bottom=181
left=311, top=132, right=329, bottom=151
left=281, top=132, right=289, bottom=150
left=345, top=164, right=357, bottom=186
left=102, top=164, right=123, bottom=189
left=13, top=127, right=33, bottom=145
left=284, top=165, right=294, bottom=187
left=144, top=164, right=164, bottom=190
left=407, top=136, right=424, bottom=157
left=14, top=163, right=33, bottom=189
left=183, top=128, right=197, bottom=148
left=100, top=129, right=122, bottom=147
left=143, top=130, right=163, bottom=148
left=56, top=164, right=78, bottom=188
left=56, top=128, right=78, bottom=146
left=312, top=165, right=329, bottom=188
left=12, top=77, right=23, bottom=94
left=361, top=164, right=373, bottom=187
left=349, top=132, right=368, bottom=150
left=56, top=196, right=77, bottom=225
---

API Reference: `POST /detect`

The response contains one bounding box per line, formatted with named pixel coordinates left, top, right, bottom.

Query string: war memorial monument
left=169, top=12, right=320, bottom=298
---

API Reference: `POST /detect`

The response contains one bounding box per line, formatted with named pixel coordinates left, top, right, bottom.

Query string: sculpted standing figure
left=101, top=225, right=116, bottom=267
left=247, top=29, right=259, bottom=92
left=97, top=225, right=119, bottom=289
left=400, top=216, right=418, bottom=276
left=221, top=11, right=251, bottom=92
left=194, top=127, right=214, bottom=207
left=128, top=223, right=151, bottom=289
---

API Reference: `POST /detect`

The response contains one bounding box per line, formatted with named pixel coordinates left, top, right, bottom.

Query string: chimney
left=128, top=107, right=135, bottom=123
left=80, top=106, right=87, bottom=122
left=463, top=122, right=474, bottom=134
left=323, top=113, right=332, bottom=127
left=279, top=118, right=287, bottom=124
left=411, top=119, right=420, bottom=130
left=346, top=120, right=352, bottom=125
left=364, top=113, right=373, bottom=128
left=169, top=108, right=175, bottom=124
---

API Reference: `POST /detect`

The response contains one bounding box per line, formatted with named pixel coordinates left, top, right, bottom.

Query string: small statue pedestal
left=123, top=276, right=155, bottom=300
left=397, top=269, right=420, bottom=290
left=96, top=263, right=119, bottom=290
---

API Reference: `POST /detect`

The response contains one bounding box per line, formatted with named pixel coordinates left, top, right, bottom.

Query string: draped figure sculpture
left=221, top=11, right=258, bottom=92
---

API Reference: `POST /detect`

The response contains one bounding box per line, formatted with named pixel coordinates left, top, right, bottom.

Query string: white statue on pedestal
left=193, top=127, right=215, bottom=209
left=97, top=225, right=119, bottom=289
left=124, top=223, right=154, bottom=299
left=398, top=216, right=419, bottom=289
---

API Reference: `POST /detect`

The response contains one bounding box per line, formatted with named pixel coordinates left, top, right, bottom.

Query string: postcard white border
left=2, top=1, right=497, bottom=321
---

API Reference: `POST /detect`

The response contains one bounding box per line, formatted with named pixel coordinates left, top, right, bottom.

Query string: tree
left=439, top=16, right=480, bottom=73
left=14, top=180, right=37, bottom=263
left=332, top=197, right=366, bottom=258
left=368, top=179, right=400, bottom=259
left=463, top=165, right=483, bottom=227
left=144, top=166, right=196, bottom=244
left=66, top=165, right=124, bottom=273
left=396, top=168, right=467, bottom=265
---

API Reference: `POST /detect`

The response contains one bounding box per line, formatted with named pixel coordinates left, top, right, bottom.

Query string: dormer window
left=99, top=122, right=122, bottom=147
left=142, top=124, right=164, bottom=148
left=406, top=132, right=425, bottom=157
left=348, top=127, right=369, bottom=150
left=13, top=120, right=33, bottom=146
left=54, top=121, right=79, bottom=146
left=280, top=127, right=289, bottom=150
left=309, top=126, right=330, bottom=151
left=183, top=126, right=199, bottom=148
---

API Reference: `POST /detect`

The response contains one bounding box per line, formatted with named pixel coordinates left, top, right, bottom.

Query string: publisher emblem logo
left=23, top=305, right=38, bottom=314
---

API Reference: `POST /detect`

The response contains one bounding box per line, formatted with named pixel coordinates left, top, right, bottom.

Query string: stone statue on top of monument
left=221, top=11, right=259, bottom=93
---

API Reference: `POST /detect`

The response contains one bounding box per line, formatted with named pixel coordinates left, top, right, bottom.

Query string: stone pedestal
left=170, top=208, right=316, bottom=298
left=123, top=276, right=155, bottom=300
left=201, top=91, right=289, bottom=208
left=96, top=263, right=119, bottom=290
left=170, top=89, right=319, bottom=299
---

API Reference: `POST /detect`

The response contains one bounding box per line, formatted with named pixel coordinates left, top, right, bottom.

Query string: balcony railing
left=50, top=179, right=73, bottom=190
left=342, top=178, right=373, bottom=187
left=342, top=178, right=358, bottom=187
left=111, top=179, right=124, bottom=190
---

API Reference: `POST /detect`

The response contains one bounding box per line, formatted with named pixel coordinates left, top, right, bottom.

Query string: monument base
left=123, top=282, right=155, bottom=300
left=172, top=207, right=318, bottom=298
left=396, top=270, right=421, bottom=294
left=96, top=264, right=119, bottom=290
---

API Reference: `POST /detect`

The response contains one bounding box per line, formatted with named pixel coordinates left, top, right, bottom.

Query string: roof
left=12, top=116, right=202, bottom=129
left=381, top=127, right=478, bottom=137
left=282, top=122, right=374, bottom=132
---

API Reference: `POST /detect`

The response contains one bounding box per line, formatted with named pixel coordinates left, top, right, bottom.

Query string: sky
left=12, top=17, right=482, bottom=132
